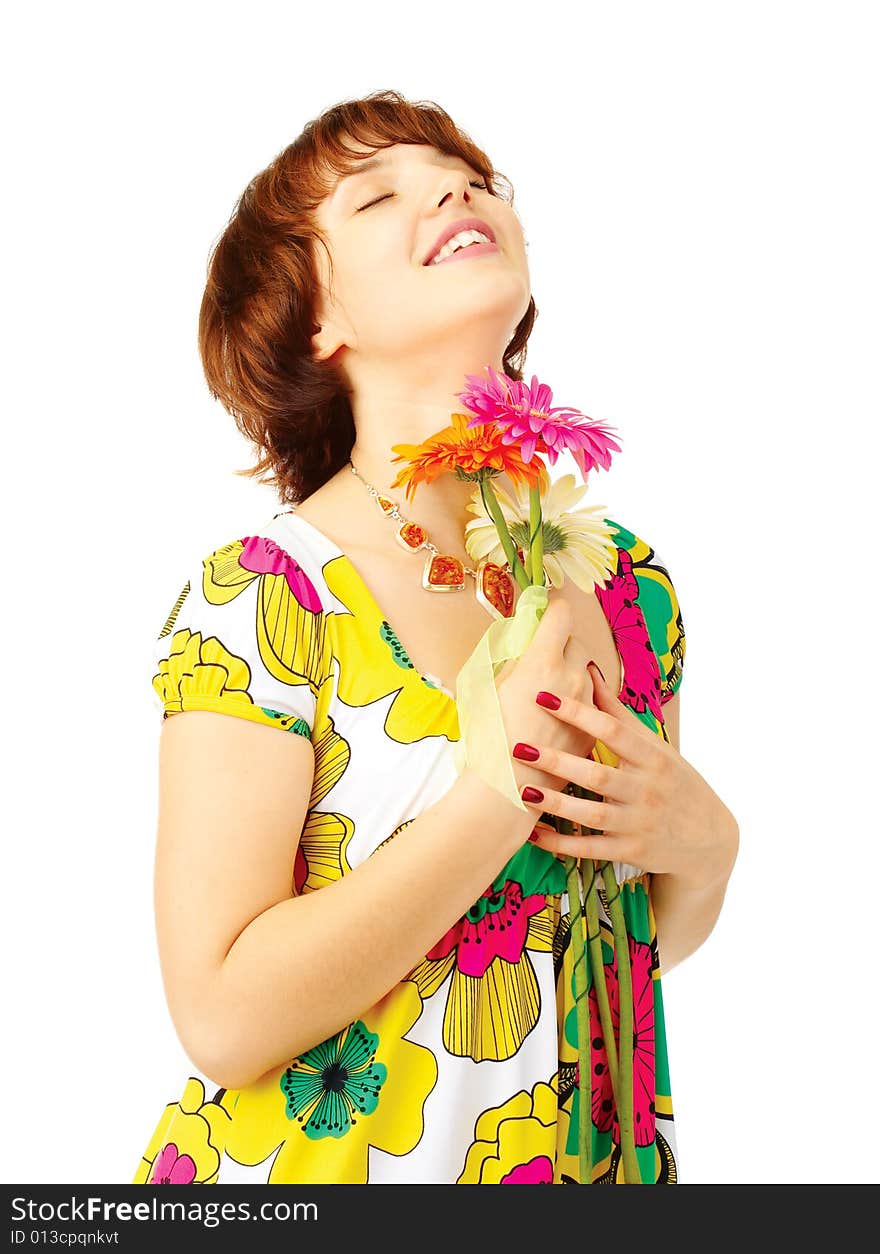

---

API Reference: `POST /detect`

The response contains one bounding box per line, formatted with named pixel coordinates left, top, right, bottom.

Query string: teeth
left=430, top=229, right=492, bottom=264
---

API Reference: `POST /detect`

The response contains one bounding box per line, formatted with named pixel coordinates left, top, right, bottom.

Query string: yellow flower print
left=202, top=536, right=334, bottom=692
left=153, top=626, right=313, bottom=733
left=322, top=557, right=459, bottom=745
left=408, top=881, right=561, bottom=1062
left=458, top=1078, right=558, bottom=1183
left=294, top=705, right=355, bottom=894
left=133, top=1077, right=234, bottom=1184
left=222, top=981, right=437, bottom=1183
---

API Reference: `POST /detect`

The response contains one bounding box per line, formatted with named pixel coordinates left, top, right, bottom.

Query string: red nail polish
left=512, top=742, right=540, bottom=762
left=536, top=691, right=561, bottom=710
left=521, top=786, right=544, bottom=803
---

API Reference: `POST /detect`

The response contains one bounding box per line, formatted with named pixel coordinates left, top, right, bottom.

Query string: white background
left=3, top=0, right=878, bottom=1185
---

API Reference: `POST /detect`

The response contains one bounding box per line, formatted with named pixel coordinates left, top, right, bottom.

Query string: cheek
left=497, top=205, right=527, bottom=247
left=342, top=238, right=414, bottom=302
left=331, top=253, right=430, bottom=345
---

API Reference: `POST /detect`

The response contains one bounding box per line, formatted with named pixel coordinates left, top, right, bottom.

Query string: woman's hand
left=519, top=662, right=739, bottom=891
left=495, top=594, right=600, bottom=797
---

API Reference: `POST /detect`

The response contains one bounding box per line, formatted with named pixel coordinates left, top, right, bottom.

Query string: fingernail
left=528, top=830, right=541, bottom=842
left=536, top=691, right=561, bottom=710
left=588, top=660, right=606, bottom=682
left=512, top=741, right=540, bottom=762
left=521, top=786, right=544, bottom=803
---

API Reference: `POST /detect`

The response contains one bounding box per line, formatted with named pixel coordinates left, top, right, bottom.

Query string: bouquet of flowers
left=389, top=365, right=647, bottom=1184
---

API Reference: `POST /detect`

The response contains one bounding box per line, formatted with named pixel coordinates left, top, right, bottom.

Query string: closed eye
left=356, top=180, right=488, bottom=212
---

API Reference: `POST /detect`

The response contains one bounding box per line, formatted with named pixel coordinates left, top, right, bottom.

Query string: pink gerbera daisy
left=455, top=364, right=622, bottom=482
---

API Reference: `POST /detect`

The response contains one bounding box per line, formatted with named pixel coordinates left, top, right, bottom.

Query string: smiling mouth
left=427, top=240, right=500, bottom=266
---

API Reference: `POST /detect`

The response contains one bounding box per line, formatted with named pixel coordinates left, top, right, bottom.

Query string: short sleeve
left=650, top=549, right=686, bottom=704
left=150, top=533, right=326, bottom=740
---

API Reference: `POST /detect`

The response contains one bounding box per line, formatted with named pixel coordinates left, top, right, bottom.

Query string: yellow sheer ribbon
left=452, top=583, right=549, bottom=810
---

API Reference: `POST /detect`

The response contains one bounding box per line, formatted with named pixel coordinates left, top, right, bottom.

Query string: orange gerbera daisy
left=390, top=412, right=549, bottom=504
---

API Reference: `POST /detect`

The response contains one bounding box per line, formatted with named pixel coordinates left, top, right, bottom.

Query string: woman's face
left=310, top=141, right=531, bottom=372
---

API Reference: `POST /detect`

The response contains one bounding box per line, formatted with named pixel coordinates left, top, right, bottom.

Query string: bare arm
left=649, top=691, right=739, bottom=974
left=154, top=711, right=542, bottom=1091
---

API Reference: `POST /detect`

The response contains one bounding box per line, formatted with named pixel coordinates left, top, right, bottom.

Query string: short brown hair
left=197, top=89, right=539, bottom=504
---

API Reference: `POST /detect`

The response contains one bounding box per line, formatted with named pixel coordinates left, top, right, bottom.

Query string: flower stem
left=528, top=485, right=545, bottom=588
left=479, top=477, right=530, bottom=589
left=563, top=852, right=593, bottom=1185
left=582, top=853, right=620, bottom=1105
left=600, top=862, right=643, bottom=1184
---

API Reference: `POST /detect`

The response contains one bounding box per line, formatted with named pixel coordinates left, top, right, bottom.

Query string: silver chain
left=348, top=458, right=483, bottom=579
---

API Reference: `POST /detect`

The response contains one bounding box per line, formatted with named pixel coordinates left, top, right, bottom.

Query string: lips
left=429, top=240, right=499, bottom=266
left=423, top=217, right=496, bottom=265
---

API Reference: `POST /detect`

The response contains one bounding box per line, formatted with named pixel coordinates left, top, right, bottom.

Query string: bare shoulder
left=294, top=476, right=369, bottom=553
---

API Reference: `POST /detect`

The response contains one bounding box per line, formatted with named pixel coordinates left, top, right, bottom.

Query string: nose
left=435, top=169, right=474, bottom=208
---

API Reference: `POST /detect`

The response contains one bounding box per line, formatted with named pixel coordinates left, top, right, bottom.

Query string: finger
left=529, top=825, right=633, bottom=863
left=520, top=780, right=633, bottom=835
left=528, top=821, right=558, bottom=840
left=534, top=686, right=656, bottom=767
left=513, top=742, right=637, bottom=804
left=587, top=661, right=659, bottom=741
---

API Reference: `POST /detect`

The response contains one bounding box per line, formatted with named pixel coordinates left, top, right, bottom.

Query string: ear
left=310, top=245, right=351, bottom=363
left=311, top=308, right=350, bottom=363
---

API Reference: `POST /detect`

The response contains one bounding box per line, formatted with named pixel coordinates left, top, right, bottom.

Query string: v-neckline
left=282, top=509, right=458, bottom=702
left=279, top=508, right=627, bottom=706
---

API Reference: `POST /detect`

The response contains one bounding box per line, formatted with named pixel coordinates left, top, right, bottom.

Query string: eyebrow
left=336, top=156, right=387, bottom=184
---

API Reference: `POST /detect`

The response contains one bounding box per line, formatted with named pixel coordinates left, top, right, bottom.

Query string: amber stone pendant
left=422, top=552, right=466, bottom=592
left=376, top=493, right=398, bottom=516
left=395, top=521, right=428, bottom=552
left=476, top=559, right=517, bottom=619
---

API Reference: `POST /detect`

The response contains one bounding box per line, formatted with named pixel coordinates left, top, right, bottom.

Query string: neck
left=346, top=447, right=498, bottom=561
left=333, top=354, right=519, bottom=555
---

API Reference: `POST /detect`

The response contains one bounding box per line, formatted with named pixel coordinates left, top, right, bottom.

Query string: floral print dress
left=133, top=506, right=686, bottom=1185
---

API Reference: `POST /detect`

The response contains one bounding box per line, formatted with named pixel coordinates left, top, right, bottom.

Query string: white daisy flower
left=464, top=473, right=619, bottom=593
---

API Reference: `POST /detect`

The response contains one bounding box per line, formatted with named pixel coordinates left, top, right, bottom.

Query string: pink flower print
left=426, top=880, right=546, bottom=979
left=240, top=535, right=323, bottom=613
left=595, top=548, right=663, bottom=719
left=149, top=1142, right=197, bottom=1184
left=501, top=1155, right=554, bottom=1183
left=582, top=1036, right=616, bottom=1135
left=293, top=844, right=307, bottom=896
left=588, top=936, right=656, bottom=1147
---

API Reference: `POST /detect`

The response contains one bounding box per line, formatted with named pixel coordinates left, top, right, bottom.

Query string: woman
left=135, top=89, right=738, bottom=1185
